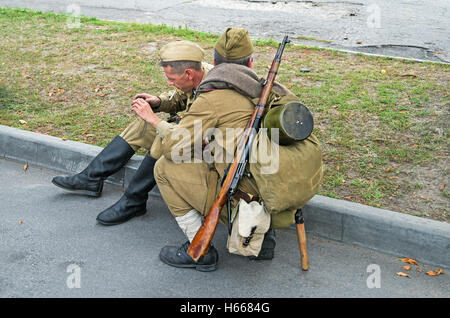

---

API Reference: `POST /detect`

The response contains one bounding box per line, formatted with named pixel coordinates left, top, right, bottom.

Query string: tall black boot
left=96, top=154, right=157, bottom=226
left=52, top=136, right=135, bottom=197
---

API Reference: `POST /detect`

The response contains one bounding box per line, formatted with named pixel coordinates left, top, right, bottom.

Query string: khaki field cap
left=159, top=40, right=205, bottom=62
left=215, top=27, right=254, bottom=59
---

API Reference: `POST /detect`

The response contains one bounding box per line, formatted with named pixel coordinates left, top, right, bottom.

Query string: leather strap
left=234, top=190, right=260, bottom=204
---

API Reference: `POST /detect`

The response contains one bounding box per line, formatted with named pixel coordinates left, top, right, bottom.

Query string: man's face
left=163, top=66, right=194, bottom=93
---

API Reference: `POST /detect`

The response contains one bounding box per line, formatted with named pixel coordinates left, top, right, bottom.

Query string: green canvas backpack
left=249, top=93, right=323, bottom=228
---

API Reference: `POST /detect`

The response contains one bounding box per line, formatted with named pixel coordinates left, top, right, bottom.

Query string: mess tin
left=263, top=101, right=314, bottom=145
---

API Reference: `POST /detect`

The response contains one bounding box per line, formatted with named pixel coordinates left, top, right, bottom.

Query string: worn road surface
left=0, top=0, right=448, bottom=62
left=1, top=158, right=448, bottom=298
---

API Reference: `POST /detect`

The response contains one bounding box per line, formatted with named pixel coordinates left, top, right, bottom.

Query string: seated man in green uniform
left=52, top=41, right=212, bottom=226
left=132, top=28, right=322, bottom=271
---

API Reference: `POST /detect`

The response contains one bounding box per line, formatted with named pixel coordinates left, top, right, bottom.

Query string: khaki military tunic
left=154, top=88, right=259, bottom=221
left=119, top=62, right=213, bottom=153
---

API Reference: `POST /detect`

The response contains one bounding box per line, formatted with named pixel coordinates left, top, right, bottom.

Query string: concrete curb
left=1, top=124, right=449, bottom=268
left=0, top=124, right=145, bottom=190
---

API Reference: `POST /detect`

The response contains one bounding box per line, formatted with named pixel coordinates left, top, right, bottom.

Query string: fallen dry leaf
left=400, top=257, right=419, bottom=265
left=19, top=220, right=23, bottom=224
left=18, top=119, right=27, bottom=125
left=435, top=269, right=445, bottom=275
left=397, top=272, right=411, bottom=278
left=23, top=163, right=28, bottom=171
left=426, top=269, right=445, bottom=276
left=62, top=137, right=67, bottom=141
left=403, top=265, right=411, bottom=271
left=440, top=183, right=445, bottom=191
left=417, top=268, right=423, bottom=273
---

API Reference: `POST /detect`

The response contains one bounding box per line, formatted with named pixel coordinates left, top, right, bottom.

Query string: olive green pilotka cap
left=215, top=27, right=254, bottom=59
left=159, top=40, right=205, bottom=62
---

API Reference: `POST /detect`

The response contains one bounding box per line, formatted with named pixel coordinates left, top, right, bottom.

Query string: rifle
left=187, top=36, right=291, bottom=261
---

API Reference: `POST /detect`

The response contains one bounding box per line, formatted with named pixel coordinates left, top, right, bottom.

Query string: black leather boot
left=248, top=229, right=276, bottom=260
left=159, top=241, right=219, bottom=272
left=96, top=154, right=157, bottom=226
left=52, top=136, right=135, bottom=197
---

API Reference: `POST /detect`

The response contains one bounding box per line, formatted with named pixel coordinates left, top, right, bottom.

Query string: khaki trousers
left=154, top=156, right=231, bottom=223
left=154, top=156, right=259, bottom=228
left=120, top=117, right=157, bottom=152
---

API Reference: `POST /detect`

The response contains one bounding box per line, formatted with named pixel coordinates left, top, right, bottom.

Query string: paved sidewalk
left=1, top=157, right=449, bottom=298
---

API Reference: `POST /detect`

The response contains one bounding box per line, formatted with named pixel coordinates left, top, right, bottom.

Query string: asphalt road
left=1, top=158, right=448, bottom=298
left=0, top=0, right=448, bottom=62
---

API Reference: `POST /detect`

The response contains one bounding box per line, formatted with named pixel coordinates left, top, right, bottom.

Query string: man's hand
left=131, top=98, right=162, bottom=127
left=133, top=93, right=161, bottom=109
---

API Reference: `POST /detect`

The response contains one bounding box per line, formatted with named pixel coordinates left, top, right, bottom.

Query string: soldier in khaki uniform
left=132, top=28, right=281, bottom=271
left=52, top=40, right=212, bottom=226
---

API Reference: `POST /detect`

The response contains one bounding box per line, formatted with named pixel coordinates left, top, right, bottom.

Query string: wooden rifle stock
left=187, top=36, right=291, bottom=261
